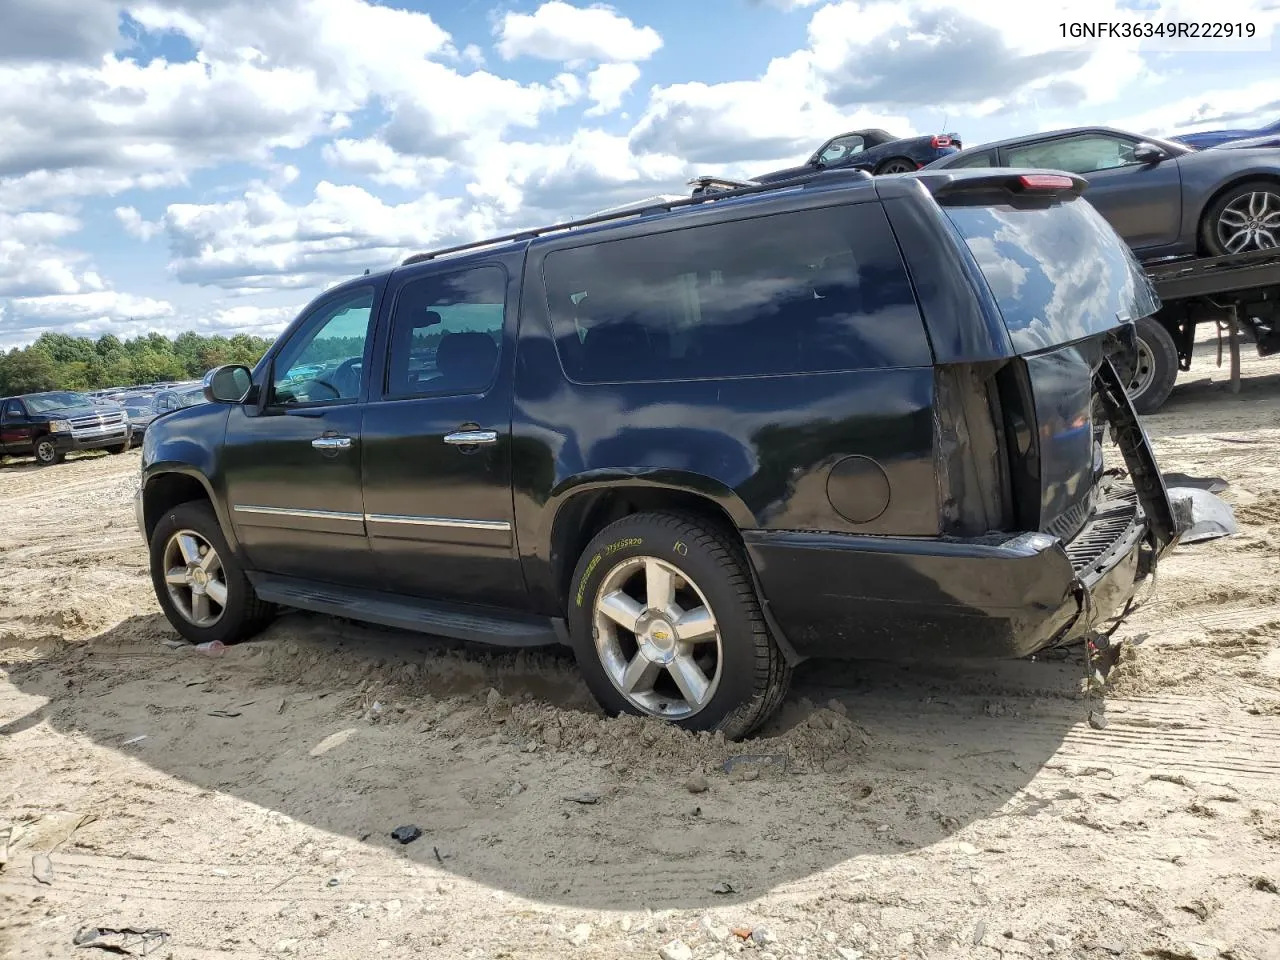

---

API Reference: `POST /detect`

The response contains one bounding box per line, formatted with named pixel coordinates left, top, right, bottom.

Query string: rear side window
left=942, top=197, right=1159, bottom=353
left=543, top=204, right=930, bottom=383
left=950, top=150, right=996, bottom=169
left=384, top=266, right=506, bottom=398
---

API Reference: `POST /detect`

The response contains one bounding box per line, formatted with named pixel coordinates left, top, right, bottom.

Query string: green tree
left=95, top=334, right=123, bottom=358
left=0, top=347, right=59, bottom=394
left=1, top=330, right=275, bottom=394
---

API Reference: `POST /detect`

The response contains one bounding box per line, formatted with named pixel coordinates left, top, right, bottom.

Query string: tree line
left=0, top=331, right=275, bottom=396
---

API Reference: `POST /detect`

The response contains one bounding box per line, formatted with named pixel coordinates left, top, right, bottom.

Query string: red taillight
left=1019, top=174, right=1075, bottom=190
left=931, top=135, right=952, bottom=148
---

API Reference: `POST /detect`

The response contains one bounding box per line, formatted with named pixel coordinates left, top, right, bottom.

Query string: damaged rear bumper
left=746, top=481, right=1165, bottom=662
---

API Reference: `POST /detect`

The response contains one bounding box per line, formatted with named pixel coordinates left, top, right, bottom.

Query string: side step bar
left=247, top=573, right=567, bottom=648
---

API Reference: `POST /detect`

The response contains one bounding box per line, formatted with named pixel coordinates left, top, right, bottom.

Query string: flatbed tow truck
left=1134, top=248, right=1280, bottom=413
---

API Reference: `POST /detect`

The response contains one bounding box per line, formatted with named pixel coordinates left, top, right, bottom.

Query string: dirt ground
left=2, top=338, right=1279, bottom=960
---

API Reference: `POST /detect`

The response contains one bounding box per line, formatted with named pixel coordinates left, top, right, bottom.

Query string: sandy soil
left=2, top=338, right=1279, bottom=960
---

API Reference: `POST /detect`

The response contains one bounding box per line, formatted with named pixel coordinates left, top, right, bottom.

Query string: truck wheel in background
left=149, top=500, right=276, bottom=646
left=106, top=437, right=131, bottom=454
left=567, top=511, right=791, bottom=740
left=1126, top=316, right=1179, bottom=415
left=34, top=437, right=64, bottom=466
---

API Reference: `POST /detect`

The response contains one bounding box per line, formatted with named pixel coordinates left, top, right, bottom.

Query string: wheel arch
left=141, top=466, right=235, bottom=549
left=543, top=478, right=803, bottom=665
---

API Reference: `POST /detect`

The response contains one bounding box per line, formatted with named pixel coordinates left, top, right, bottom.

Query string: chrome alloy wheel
left=1217, top=190, right=1280, bottom=253
left=1126, top=335, right=1156, bottom=399
left=592, top=556, right=723, bottom=719
left=162, top=529, right=228, bottom=627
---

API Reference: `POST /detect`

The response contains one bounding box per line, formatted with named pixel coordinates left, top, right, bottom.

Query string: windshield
left=23, top=392, right=90, bottom=413
left=176, top=388, right=206, bottom=408
left=941, top=197, right=1159, bottom=354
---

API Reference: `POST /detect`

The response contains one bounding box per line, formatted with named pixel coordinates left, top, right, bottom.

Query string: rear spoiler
left=914, top=169, right=1087, bottom=202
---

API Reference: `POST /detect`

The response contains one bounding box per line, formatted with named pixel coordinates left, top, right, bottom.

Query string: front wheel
left=34, top=437, right=64, bottom=466
left=149, top=500, right=276, bottom=646
left=566, top=512, right=791, bottom=740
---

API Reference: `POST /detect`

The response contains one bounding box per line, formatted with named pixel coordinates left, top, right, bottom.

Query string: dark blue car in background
left=1170, top=117, right=1280, bottom=150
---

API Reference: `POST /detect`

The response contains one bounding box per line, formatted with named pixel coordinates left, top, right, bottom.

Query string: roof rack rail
left=400, top=167, right=874, bottom=266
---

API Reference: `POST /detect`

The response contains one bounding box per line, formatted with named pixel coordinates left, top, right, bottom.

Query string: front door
left=1000, top=133, right=1184, bottom=250
left=0, top=399, right=32, bottom=455
left=221, top=283, right=381, bottom=587
left=360, top=259, right=526, bottom=609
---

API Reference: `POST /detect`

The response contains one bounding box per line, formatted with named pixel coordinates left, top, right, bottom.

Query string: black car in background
left=752, top=128, right=961, bottom=182
left=0, top=391, right=133, bottom=465
left=925, top=125, right=1280, bottom=258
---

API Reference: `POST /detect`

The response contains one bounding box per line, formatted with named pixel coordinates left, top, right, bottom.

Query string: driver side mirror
left=204, top=364, right=254, bottom=404
left=1132, top=142, right=1167, bottom=164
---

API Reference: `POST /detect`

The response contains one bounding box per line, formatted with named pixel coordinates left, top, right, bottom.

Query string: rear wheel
left=149, top=500, right=276, bottom=646
left=875, top=158, right=917, bottom=175
left=1126, top=316, right=1179, bottom=415
left=1200, top=180, right=1280, bottom=256
left=34, top=437, right=64, bottom=466
left=566, top=512, right=791, bottom=740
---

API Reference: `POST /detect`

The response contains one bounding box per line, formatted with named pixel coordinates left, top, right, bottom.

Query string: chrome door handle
left=311, top=436, right=353, bottom=450
left=443, top=430, right=497, bottom=446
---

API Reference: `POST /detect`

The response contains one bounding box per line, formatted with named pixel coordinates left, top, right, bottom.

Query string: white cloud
left=0, top=0, right=121, bottom=64
left=0, top=212, right=98, bottom=298
left=0, top=0, right=580, bottom=212
left=585, top=62, right=641, bottom=116
left=115, top=206, right=162, bottom=242
left=630, top=52, right=912, bottom=169
left=463, top=130, right=692, bottom=223
left=1, top=290, right=175, bottom=347
left=495, top=2, right=663, bottom=63
left=152, top=181, right=484, bottom=291
left=1110, top=81, right=1280, bottom=137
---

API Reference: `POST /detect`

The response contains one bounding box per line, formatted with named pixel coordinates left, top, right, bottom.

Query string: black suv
left=137, top=168, right=1178, bottom=738
left=1, top=391, right=133, bottom=465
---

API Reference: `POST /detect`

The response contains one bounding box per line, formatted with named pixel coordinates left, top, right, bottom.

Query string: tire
left=875, top=157, right=917, bottom=175
left=33, top=436, right=64, bottom=466
left=566, top=511, right=791, bottom=740
left=1125, top=316, right=1179, bottom=415
left=107, top=437, right=131, bottom=454
left=149, top=499, right=276, bottom=646
left=1199, top=179, right=1280, bottom=256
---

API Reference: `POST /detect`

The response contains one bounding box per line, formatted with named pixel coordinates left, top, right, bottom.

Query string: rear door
left=999, top=132, right=1183, bottom=250
left=359, top=257, right=526, bottom=609
left=221, top=283, right=381, bottom=587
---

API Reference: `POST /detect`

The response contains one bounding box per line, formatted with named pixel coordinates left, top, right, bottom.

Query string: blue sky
left=1, top=0, right=1277, bottom=348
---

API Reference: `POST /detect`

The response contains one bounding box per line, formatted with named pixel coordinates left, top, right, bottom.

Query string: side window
left=952, top=150, right=996, bottom=169
left=1004, top=135, right=1138, bottom=174
left=2, top=400, right=22, bottom=420
left=270, top=287, right=376, bottom=406
left=543, top=204, right=931, bottom=383
left=384, top=266, right=505, bottom=399
left=819, top=135, right=864, bottom=163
